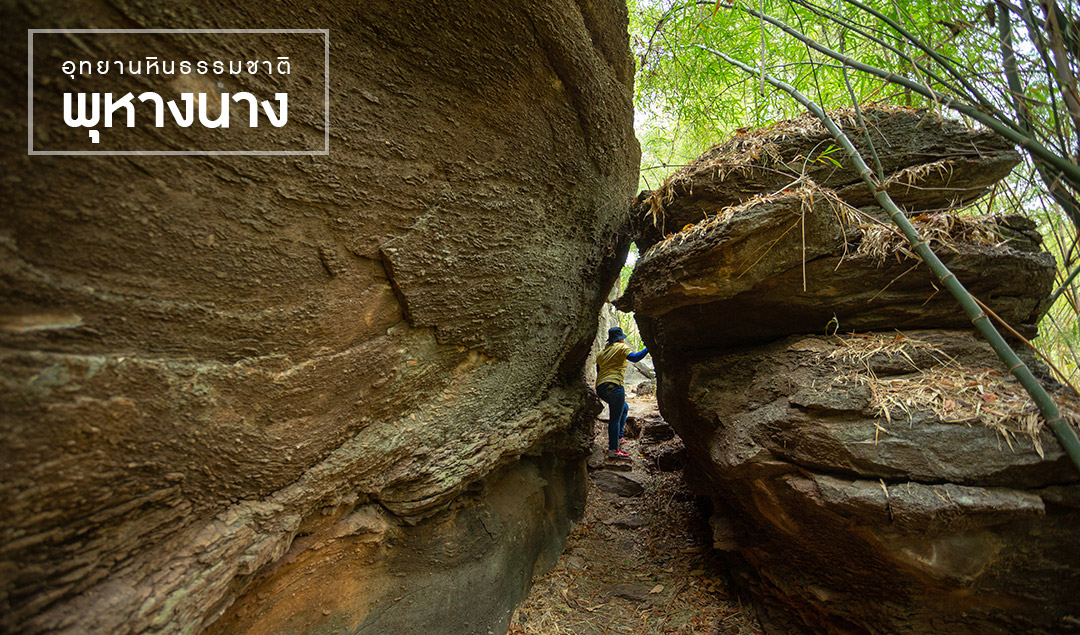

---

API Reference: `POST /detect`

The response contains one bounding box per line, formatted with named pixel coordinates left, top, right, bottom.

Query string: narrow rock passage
left=510, top=396, right=763, bottom=635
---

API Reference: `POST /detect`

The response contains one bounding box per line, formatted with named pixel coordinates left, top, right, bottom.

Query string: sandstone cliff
left=1, top=2, right=638, bottom=633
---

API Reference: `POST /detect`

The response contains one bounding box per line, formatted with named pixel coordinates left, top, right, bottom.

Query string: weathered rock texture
left=621, top=187, right=1054, bottom=353
left=630, top=107, right=1021, bottom=251
left=207, top=455, right=588, bottom=635
left=622, top=108, right=1080, bottom=634
left=664, top=332, right=1080, bottom=634
left=0, top=1, right=638, bottom=633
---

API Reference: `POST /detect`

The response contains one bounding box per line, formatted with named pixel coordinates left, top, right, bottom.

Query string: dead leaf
left=649, top=584, right=664, bottom=594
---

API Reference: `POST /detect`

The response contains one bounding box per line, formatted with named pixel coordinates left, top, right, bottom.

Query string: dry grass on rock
left=645, top=105, right=917, bottom=227
left=854, top=212, right=1004, bottom=265
left=824, top=332, right=1080, bottom=455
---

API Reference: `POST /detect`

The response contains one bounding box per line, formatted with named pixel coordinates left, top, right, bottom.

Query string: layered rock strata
left=666, top=332, right=1080, bottom=634
left=0, top=1, right=638, bottom=633
left=630, top=107, right=1021, bottom=251
left=621, top=108, right=1080, bottom=633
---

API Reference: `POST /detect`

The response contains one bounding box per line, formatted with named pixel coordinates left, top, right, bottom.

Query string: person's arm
left=627, top=348, right=648, bottom=363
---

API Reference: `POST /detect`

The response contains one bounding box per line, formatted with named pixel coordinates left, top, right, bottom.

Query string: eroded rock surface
left=207, top=454, right=587, bottom=635
left=630, top=107, right=1021, bottom=251
left=622, top=109, right=1080, bottom=634
left=0, top=1, right=638, bottom=633
left=660, top=332, right=1080, bottom=634
left=621, top=186, right=1054, bottom=353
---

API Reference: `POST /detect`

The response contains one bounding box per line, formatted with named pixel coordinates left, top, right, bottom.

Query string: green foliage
left=630, top=0, right=1004, bottom=191
left=615, top=246, right=645, bottom=351
left=628, top=0, right=1080, bottom=386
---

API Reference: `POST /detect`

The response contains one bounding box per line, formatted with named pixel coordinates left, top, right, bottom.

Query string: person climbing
left=595, top=326, right=649, bottom=459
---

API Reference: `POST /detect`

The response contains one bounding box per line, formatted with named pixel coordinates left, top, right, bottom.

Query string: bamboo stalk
left=700, top=44, right=1080, bottom=472
left=1043, top=0, right=1080, bottom=137
left=835, top=0, right=883, bottom=180
left=792, top=0, right=999, bottom=126
left=726, top=4, right=1080, bottom=193
left=838, top=0, right=1019, bottom=132
left=1047, top=260, right=1080, bottom=308
left=997, top=1, right=1080, bottom=230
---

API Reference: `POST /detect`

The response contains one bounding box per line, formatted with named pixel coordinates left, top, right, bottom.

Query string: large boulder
left=631, top=107, right=1021, bottom=251
left=659, top=332, right=1080, bottom=634
left=0, top=1, right=638, bottom=633
left=619, top=186, right=1055, bottom=355
left=622, top=110, right=1079, bottom=633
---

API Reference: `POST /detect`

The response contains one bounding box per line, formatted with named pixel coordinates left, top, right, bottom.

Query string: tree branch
left=721, top=2, right=1080, bottom=209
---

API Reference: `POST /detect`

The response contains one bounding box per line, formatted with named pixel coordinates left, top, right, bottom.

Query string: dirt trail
left=510, top=396, right=763, bottom=635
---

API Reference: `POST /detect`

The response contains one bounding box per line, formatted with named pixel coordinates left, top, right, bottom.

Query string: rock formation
left=629, top=107, right=1022, bottom=252
left=0, top=1, right=638, bottom=633
left=621, top=107, right=1080, bottom=633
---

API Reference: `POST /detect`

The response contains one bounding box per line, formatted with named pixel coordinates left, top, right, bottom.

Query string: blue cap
left=607, top=327, right=627, bottom=343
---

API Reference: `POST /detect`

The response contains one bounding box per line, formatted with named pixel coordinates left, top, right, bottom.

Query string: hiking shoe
left=607, top=449, right=630, bottom=459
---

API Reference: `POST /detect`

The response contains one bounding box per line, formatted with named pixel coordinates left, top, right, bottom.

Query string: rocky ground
left=509, top=396, right=762, bottom=635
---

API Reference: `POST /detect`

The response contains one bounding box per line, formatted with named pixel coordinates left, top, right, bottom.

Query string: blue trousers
left=596, top=382, right=629, bottom=451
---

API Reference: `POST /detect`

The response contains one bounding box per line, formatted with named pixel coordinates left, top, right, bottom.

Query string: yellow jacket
left=596, top=342, right=632, bottom=387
